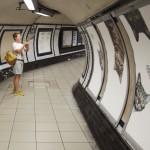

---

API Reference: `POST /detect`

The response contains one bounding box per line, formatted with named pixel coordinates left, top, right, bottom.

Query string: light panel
left=35, top=9, right=54, bottom=17
left=23, top=0, right=38, bottom=10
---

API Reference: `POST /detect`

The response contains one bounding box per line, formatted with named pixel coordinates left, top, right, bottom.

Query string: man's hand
left=24, top=41, right=29, bottom=46
left=24, top=41, right=29, bottom=52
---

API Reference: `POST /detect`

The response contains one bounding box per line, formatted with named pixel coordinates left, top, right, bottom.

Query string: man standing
left=12, top=33, right=29, bottom=96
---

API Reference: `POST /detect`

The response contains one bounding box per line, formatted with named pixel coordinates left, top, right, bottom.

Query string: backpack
left=4, top=51, right=16, bottom=66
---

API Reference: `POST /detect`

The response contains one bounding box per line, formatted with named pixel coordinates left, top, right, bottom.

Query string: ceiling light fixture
left=23, top=0, right=38, bottom=10
left=34, top=8, right=54, bottom=17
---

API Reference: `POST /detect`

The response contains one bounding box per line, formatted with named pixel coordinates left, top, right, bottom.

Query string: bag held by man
left=4, top=51, right=16, bottom=66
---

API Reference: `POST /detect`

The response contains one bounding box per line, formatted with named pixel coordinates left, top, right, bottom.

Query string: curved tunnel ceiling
left=0, top=0, right=118, bottom=25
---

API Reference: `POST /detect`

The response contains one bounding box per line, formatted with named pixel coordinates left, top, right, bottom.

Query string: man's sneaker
left=19, top=90, right=24, bottom=96
left=14, top=90, right=24, bottom=96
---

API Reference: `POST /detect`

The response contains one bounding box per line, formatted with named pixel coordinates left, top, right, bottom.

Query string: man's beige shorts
left=13, top=60, right=24, bottom=75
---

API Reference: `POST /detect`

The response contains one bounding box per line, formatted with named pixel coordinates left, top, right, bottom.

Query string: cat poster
left=105, top=19, right=125, bottom=83
left=124, top=9, right=150, bottom=42
left=97, top=41, right=104, bottom=71
left=134, top=73, right=150, bottom=111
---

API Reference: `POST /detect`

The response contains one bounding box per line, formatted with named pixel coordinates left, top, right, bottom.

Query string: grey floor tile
left=13, top=122, right=35, bottom=131
left=37, top=143, right=64, bottom=150
left=16, top=109, right=34, bottom=115
left=52, top=104, right=70, bottom=110
left=36, top=132, right=62, bottom=142
left=15, top=115, right=35, bottom=122
left=0, top=103, right=18, bottom=109
left=8, top=143, right=36, bottom=150
left=36, top=114, right=56, bottom=123
left=11, top=131, right=36, bottom=142
left=36, top=122, right=58, bottom=131
left=60, top=132, right=88, bottom=142
left=0, top=143, right=9, bottom=150
left=35, top=108, right=53, bottom=115
left=0, top=115, right=15, bottom=122
left=0, top=131, right=11, bottom=142
left=0, top=109, right=16, bottom=115
left=58, top=123, right=82, bottom=131
left=0, top=122, right=13, bottom=131
left=64, top=143, right=93, bottom=150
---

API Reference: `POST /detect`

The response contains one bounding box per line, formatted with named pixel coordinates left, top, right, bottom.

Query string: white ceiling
left=0, top=0, right=118, bottom=25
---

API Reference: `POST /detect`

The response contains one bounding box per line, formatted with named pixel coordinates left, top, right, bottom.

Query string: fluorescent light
left=23, top=0, right=38, bottom=10
left=35, top=8, right=54, bottom=17
left=35, top=12, right=49, bottom=17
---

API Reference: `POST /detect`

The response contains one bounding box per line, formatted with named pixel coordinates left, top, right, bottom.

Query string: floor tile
left=0, top=143, right=9, bottom=150
left=36, top=114, right=56, bottom=122
left=64, top=143, right=93, bottom=150
left=58, top=123, right=81, bottom=131
left=36, top=123, right=58, bottom=131
left=0, top=131, right=11, bottom=142
left=36, top=132, right=62, bottom=142
left=47, top=89, right=62, bottom=96
left=55, top=115, right=77, bottom=123
left=60, top=132, right=88, bottom=142
left=0, top=115, right=15, bottom=122
left=52, top=104, right=69, bottom=110
left=35, top=108, right=53, bottom=115
left=15, top=115, right=35, bottom=122
left=0, top=109, right=16, bottom=115
left=13, top=122, right=35, bottom=131
left=0, top=122, right=13, bottom=131
left=16, top=109, right=34, bottom=115
left=37, top=143, right=64, bottom=150
left=0, top=103, right=18, bottom=109
left=8, top=143, right=36, bottom=150
left=35, top=103, right=52, bottom=109
left=11, top=131, right=36, bottom=142
left=17, top=103, right=34, bottom=109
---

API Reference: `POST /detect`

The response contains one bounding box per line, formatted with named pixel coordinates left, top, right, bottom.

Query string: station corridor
left=0, top=57, right=98, bottom=150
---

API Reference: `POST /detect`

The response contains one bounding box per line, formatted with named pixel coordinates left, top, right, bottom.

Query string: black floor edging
left=72, top=81, right=132, bottom=150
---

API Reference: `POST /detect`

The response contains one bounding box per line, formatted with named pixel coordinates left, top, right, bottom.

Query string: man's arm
left=15, top=41, right=29, bottom=54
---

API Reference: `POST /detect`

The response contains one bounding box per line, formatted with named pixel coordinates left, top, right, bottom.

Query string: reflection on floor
left=0, top=57, right=99, bottom=150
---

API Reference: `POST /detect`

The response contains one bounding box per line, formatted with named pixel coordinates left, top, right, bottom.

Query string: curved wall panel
left=96, top=19, right=128, bottom=125
left=53, top=26, right=61, bottom=57
left=25, top=26, right=36, bottom=63
left=85, top=25, right=105, bottom=99
left=119, top=5, right=150, bottom=150
left=79, top=26, right=93, bottom=88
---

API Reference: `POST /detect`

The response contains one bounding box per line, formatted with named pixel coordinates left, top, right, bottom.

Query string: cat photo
left=124, top=9, right=150, bottom=42
left=134, top=73, right=150, bottom=111
left=105, top=19, right=125, bottom=83
left=97, top=41, right=104, bottom=71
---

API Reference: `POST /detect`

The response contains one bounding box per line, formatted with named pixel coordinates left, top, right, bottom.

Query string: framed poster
left=37, top=31, right=52, bottom=54
left=62, top=31, right=72, bottom=48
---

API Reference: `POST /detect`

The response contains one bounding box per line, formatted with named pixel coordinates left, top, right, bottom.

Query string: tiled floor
left=0, top=57, right=99, bottom=150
